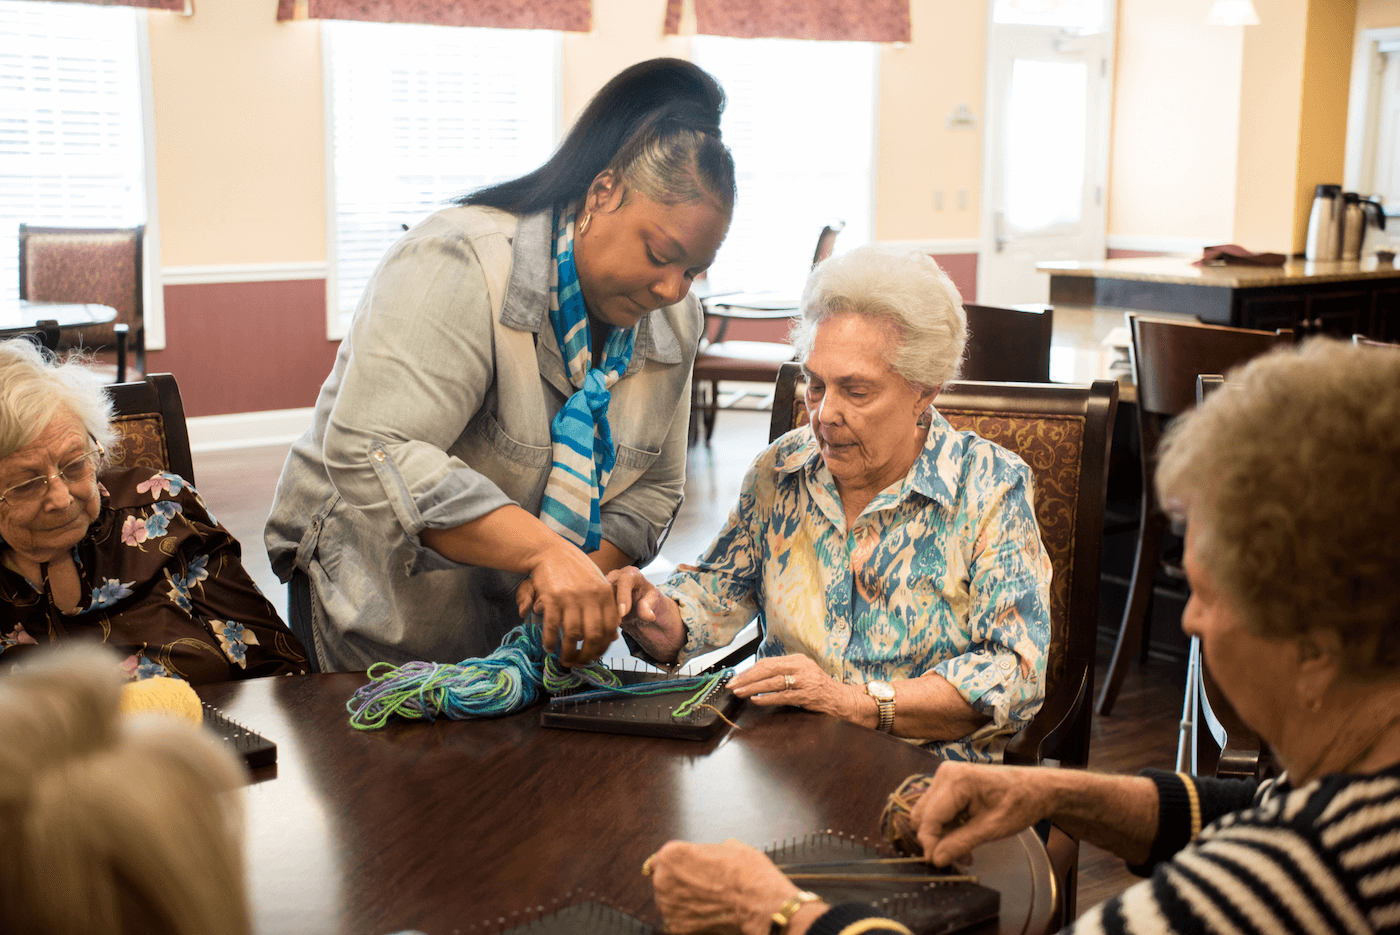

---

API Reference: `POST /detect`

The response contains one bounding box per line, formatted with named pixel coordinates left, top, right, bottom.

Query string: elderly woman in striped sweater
left=648, top=337, right=1400, bottom=935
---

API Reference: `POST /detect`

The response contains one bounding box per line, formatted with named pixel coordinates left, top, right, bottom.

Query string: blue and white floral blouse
left=659, top=410, right=1053, bottom=762
left=0, top=466, right=306, bottom=684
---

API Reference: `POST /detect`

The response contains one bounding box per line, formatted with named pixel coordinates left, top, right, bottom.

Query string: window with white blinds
left=0, top=1, right=147, bottom=313
left=691, top=37, right=877, bottom=297
left=323, top=21, right=560, bottom=337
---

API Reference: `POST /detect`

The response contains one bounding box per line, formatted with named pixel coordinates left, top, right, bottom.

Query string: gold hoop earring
left=578, top=213, right=592, bottom=236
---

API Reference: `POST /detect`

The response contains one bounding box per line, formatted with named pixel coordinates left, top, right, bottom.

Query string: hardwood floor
left=191, top=408, right=1184, bottom=917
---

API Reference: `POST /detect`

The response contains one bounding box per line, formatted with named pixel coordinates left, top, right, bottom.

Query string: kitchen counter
left=1039, top=256, right=1400, bottom=338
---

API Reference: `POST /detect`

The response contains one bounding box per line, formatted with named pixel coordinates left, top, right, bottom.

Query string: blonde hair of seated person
left=0, top=646, right=250, bottom=935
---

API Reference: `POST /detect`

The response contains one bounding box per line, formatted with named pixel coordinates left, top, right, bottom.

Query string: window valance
left=664, top=0, right=910, bottom=42
left=275, top=0, right=590, bottom=31
left=41, top=0, right=189, bottom=11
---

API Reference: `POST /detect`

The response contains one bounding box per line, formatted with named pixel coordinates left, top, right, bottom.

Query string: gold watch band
left=769, top=890, right=822, bottom=934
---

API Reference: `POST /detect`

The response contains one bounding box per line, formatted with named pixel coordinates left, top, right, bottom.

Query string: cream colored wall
left=143, top=0, right=1372, bottom=267
left=876, top=0, right=986, bottom=241
left=561, top=1, right=691, bottom=127
left=1358, top=0, right=1400, bottom=30
left=1290, top=0, right=1358, bottom=254
left=1106, top=0, right=1243, bottom=242
left=146, top=0, right=987, bottom=268
left=148, top=0, right=325, bottom=267
left=1230, top=0, right=1309, bottom=253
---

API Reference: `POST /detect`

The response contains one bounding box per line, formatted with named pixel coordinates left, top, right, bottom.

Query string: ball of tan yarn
left=119, top=676, right=204, bottom=725
left=880, top=772, right=935, bottom=855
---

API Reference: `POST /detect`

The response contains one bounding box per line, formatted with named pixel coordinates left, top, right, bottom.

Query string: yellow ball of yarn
left=120, top=676, right=204, bottom=726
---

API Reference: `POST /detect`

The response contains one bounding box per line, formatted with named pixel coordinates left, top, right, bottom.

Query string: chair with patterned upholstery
left=105, top=372, right=196, bottom=487
left=19, top=224, right=145, bottom=383
left=763, top=361, right=1118, bottom=926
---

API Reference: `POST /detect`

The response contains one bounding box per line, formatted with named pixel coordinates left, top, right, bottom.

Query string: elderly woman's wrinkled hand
left=727, top=654, right=866, bottom=722
left=909, top=762, right=1059, bottom=868
left=650, top=839, right=817, bottom=935
left=606, top=566, right=686, bottom=663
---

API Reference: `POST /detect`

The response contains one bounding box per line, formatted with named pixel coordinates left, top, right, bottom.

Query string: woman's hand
left=525, top=542, right=621, bottom=666
left=727, top=655, right=871, bottom=724
left=606, top=566, right=686, bottom=663
left=650, top=839, right=827, bottom=935
left=909, top=762, right=1059, bottom=868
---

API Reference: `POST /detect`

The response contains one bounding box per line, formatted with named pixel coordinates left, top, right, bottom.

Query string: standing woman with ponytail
left=266, top=59, right=735, bottom=672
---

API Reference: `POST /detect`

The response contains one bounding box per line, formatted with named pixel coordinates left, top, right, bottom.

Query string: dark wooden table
left=199, top=674, right=1057, bottom=935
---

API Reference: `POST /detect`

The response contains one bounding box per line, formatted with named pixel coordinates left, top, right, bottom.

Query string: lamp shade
left=1207, top=0, right=1260, bottom=25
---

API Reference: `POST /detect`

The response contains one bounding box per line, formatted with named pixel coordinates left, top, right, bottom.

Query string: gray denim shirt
left=265, top=206, right=701, bottom=671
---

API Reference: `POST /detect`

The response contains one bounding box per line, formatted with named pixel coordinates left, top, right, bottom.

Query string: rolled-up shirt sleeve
left=932, top=466, right=1051, bottom=738
left=321, top=226, right=516, bottom=572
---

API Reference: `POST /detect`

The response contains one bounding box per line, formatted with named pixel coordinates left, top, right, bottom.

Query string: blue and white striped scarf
left=539, top=209, right=637, bottom=552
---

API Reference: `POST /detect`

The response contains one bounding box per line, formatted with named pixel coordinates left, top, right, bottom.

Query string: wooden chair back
left=1096, top=317, right=1292, bottom=715
left=769, top=362, right=1120, bottom=769
left=962, top=304, right=1054, bottom=383
left=1131, top=316, right=1291, bottom=418
left=18, top=224, right=146, bottom=379
left=105, top=372, right=196, bottom=487
left=811, top=221, right=844, bottom=267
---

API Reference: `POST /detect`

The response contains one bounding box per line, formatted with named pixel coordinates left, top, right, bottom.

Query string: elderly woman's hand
left=909, top=762, right=1059, bottom=868
left=727, top=655, right=872, bottom=724
left=606, top=566, right=686, bottom=663
left=650, top=839, right=827, bottom=935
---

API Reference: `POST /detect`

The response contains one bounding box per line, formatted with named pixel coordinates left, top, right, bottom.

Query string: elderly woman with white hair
left=0, top=340, right=306, bottom=683
left=610, top=245, right=1051, bottom=762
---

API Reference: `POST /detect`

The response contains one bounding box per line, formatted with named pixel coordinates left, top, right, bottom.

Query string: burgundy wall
left=148, top=279, right=340, bottom=417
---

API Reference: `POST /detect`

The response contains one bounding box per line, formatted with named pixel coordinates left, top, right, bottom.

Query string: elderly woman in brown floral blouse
left=0, top=340, right=306, bottom=683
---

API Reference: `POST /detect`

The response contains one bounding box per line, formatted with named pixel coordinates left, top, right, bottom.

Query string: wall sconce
left=1206, top=0, right=1260, bottom=25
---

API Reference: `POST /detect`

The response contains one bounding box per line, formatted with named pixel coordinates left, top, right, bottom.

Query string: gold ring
left=784, top=674, right=795, bottom=691
left=642, top=854, right=655, bottom=876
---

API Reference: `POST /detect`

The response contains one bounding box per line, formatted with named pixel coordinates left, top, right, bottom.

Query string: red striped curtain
left=42, top=0, right=190, bottom=10
left=275, top=0, right=590, bottom=31
left=664, top=0, right=910, bottom=42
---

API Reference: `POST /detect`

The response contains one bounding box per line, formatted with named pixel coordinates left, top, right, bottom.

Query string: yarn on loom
left=346, top=622, right=731, bottom=730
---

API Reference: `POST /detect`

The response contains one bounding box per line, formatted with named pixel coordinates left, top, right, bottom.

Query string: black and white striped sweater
left=1071, top=766, right=1400, bottom=935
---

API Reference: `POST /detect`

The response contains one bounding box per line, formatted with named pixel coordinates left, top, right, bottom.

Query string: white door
left=978, top=2, right=1114, bottom=307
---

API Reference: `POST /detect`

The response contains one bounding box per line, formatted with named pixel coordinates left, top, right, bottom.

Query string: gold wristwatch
left=770, top=890, right=822, bottom=934
left=866, top=680, right=896, bottom=733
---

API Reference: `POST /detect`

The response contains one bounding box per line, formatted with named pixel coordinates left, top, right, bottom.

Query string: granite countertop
left=1037, top=255, right=1400, bottom=288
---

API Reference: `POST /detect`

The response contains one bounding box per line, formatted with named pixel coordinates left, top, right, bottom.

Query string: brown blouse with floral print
left=0, top=467, right=307, bottom=684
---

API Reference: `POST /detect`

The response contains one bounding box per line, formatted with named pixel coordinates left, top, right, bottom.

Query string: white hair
left=0, top=340, right=117, bottom=460
left=790, top=244, right=968, bottom=391
left=0, top=646, right=251, bottom=935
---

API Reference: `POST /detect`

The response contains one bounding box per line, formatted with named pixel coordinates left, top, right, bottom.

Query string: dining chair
left=961, top=304, right=1054, bottom=382
left=760, top=361, right=1118, bottom=925
left=689, top=222, right=844, bottom=446
left=18, top=224, right=146, bottom=383
left=765, top=361, right=1119, bottom=770
left=105, top=372, right=197, bottom=487
left=1173, top=373, right=1277, bottom=783
left=1094, top=316, right=1292, bottom=717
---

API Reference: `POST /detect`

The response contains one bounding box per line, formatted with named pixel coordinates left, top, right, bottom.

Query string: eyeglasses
left=0, top=443, right=106, bottom=505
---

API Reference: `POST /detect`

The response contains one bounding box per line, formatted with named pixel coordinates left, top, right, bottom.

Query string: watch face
left=866, top=680, right=895, bottom=702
